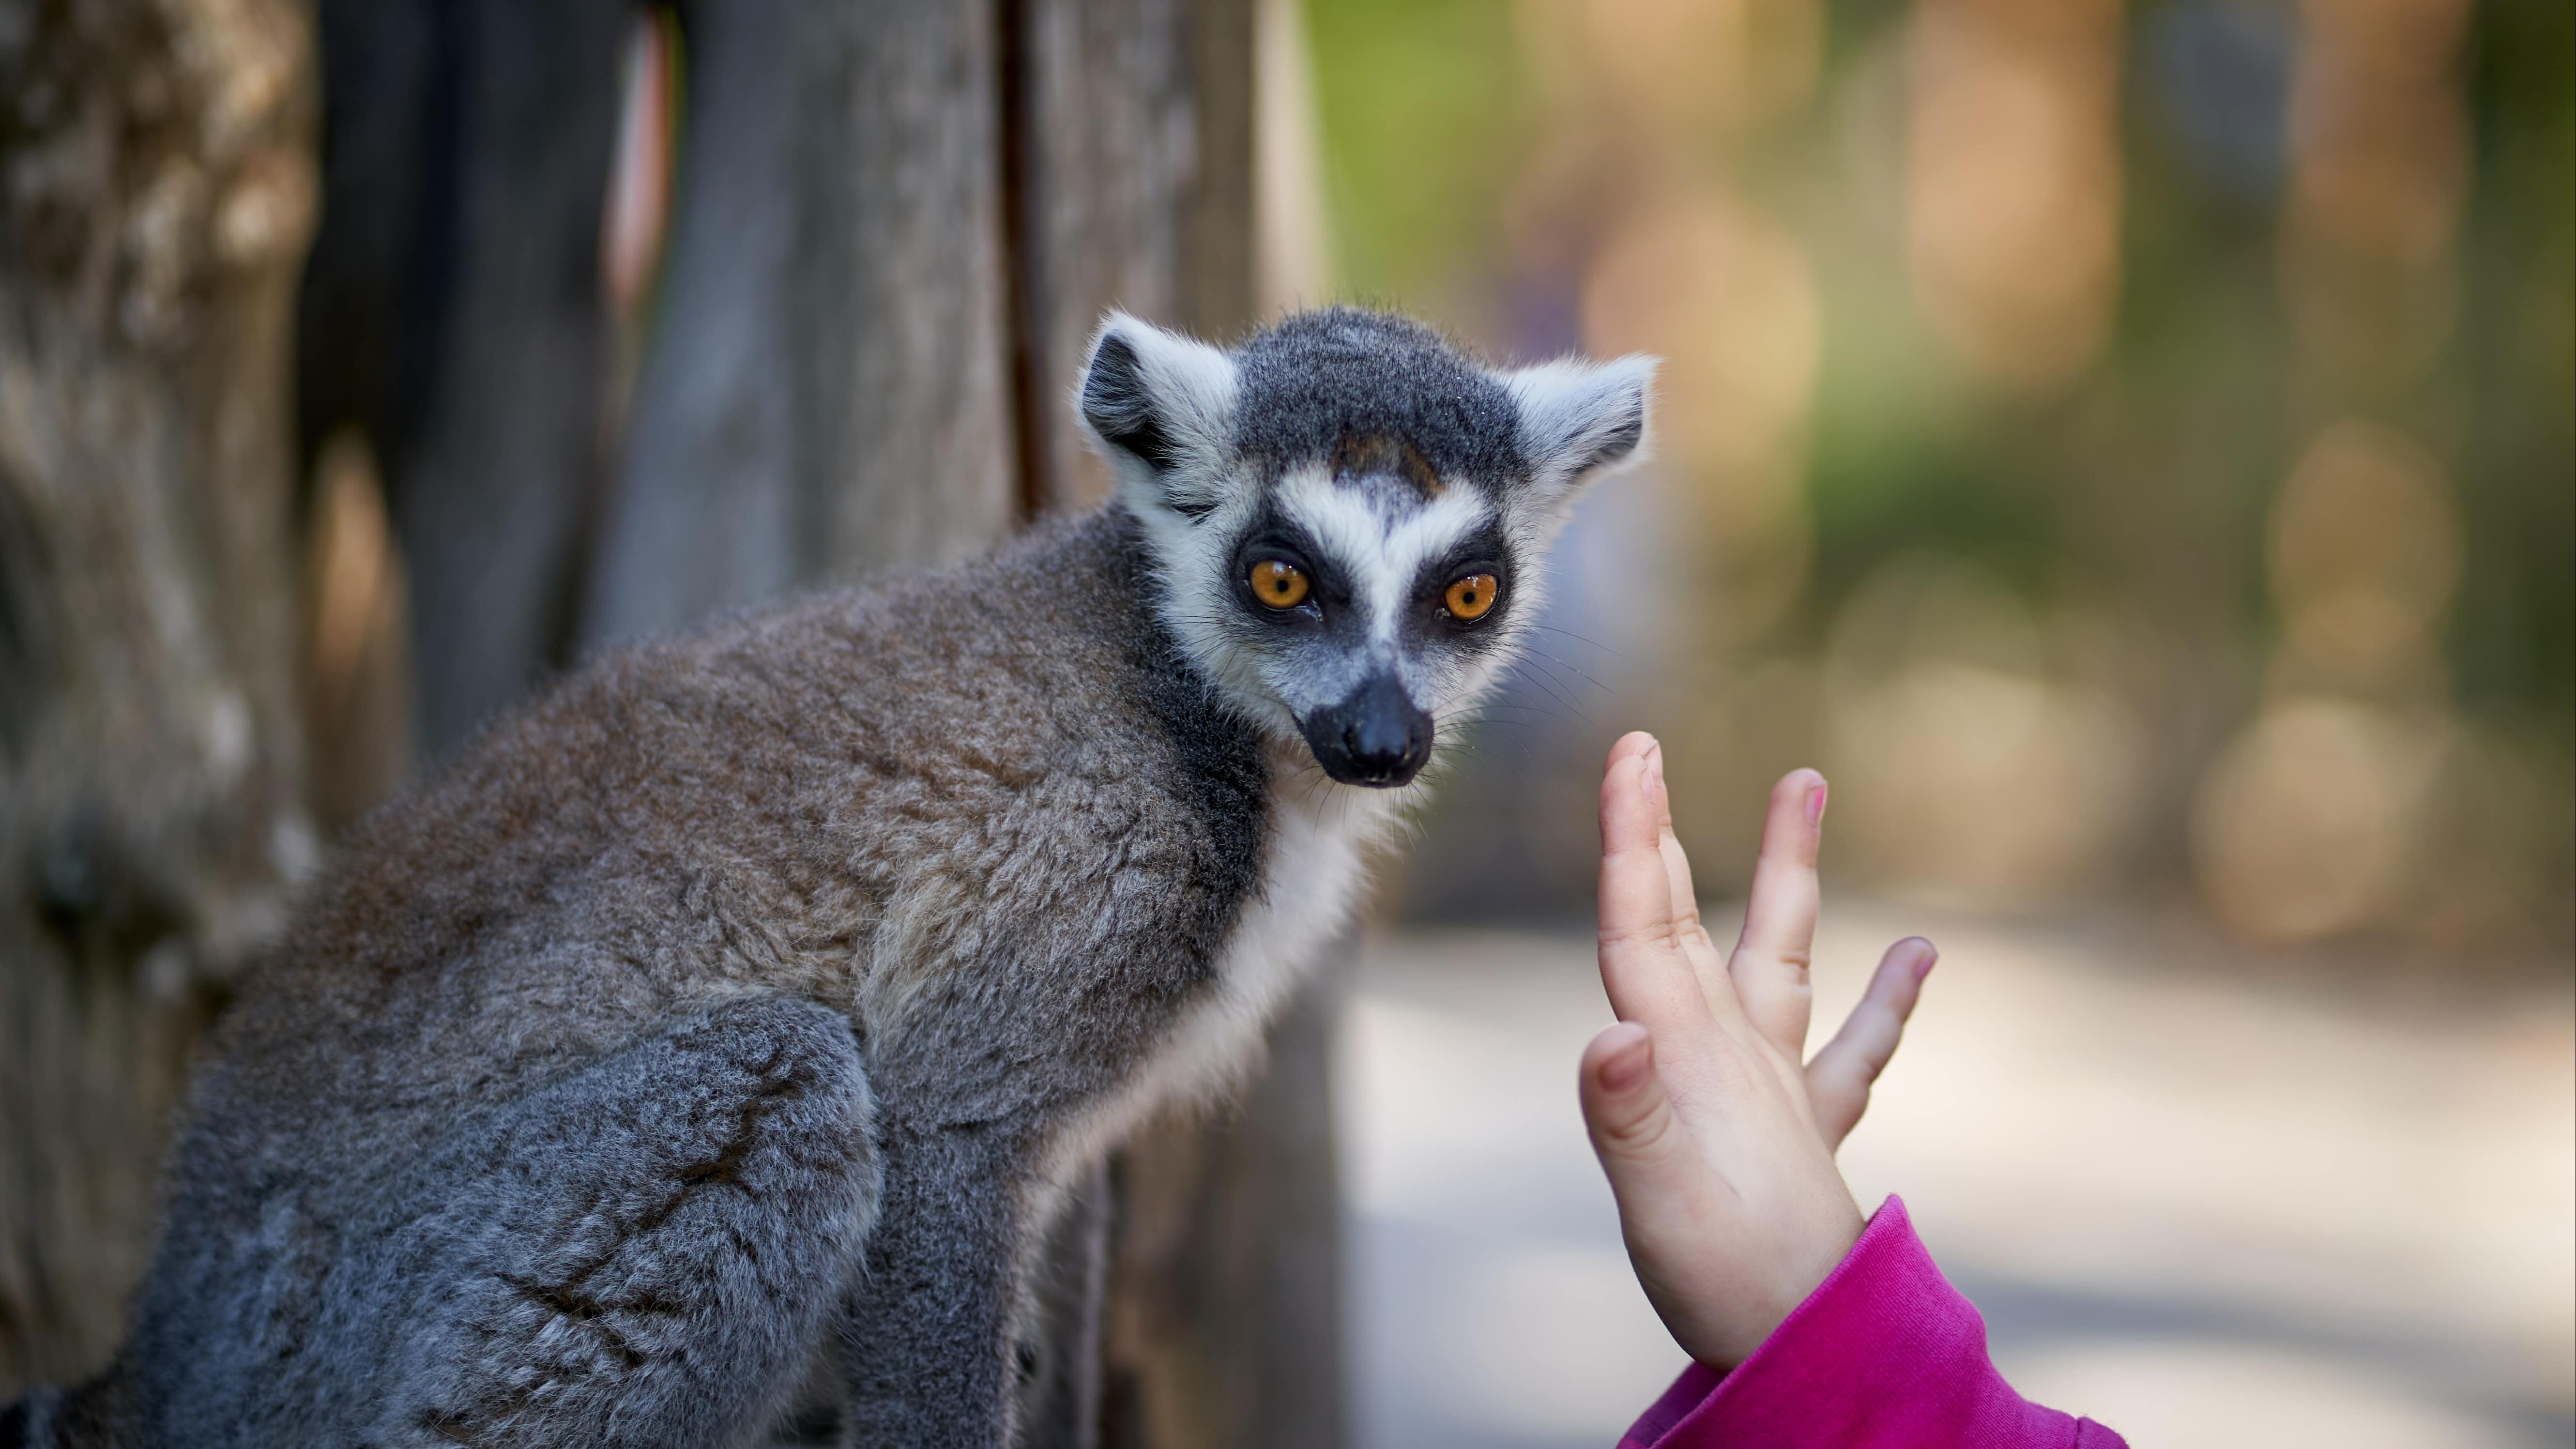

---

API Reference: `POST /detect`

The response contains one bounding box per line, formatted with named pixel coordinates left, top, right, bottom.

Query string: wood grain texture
left=1007, top=0, right=1261, bottom=516
left=799, top=1, right=1018, bottom=585
left=585, top=0, right=1017, bottom=649
left=303, top=0, right=628, bottom=760
left=0, top=0, right=318, bottom=1390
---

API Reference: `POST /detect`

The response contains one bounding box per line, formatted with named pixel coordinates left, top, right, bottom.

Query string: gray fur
left=145, top=997, right=876, bottom=1447
left=15, top=309, right=1650, bottom=1449
left=1232, top=309, right=1526, bottom=484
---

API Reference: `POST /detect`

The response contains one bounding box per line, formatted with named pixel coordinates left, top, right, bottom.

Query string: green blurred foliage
left=1305, top=0, right=1528, bottom=312
left=2460, top=0, right=2574, bottom=720
left=1305, top=0, right=2571, bottom=943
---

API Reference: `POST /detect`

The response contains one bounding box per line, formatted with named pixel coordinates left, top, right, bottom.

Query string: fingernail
left=1641, top=745, right=1663, bottom=803
left=1805, top=778, right=1828, bottom=828
left=1600, top=1036, right=1652, bottom=1093
left=1910, top=942, right=1938, bottom=981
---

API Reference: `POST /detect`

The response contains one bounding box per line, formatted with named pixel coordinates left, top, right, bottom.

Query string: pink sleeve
left=1616, top=1196, right=2126, bottom=1449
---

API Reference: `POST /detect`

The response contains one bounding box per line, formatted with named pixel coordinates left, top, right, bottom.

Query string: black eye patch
left=1412, top=521, right=1512, bottom=605
left=1404, top=520, right=1516, bottom=651
left=1227, top=507, right=1353, bottom=620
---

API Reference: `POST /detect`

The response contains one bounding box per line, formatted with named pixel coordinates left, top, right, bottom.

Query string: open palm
left=1578, top=732, right=1936, bottom=1370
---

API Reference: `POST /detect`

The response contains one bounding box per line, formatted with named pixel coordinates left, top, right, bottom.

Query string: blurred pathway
left=1339, top=909, right=2575, bottom=1449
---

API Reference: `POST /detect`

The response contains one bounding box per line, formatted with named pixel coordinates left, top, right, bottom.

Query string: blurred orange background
left=1289, top=0, right=2570, bottom=952
left=1280, top=3, right=2573, bottom=1445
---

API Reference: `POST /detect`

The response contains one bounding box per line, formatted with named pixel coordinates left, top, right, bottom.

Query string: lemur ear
left=1502, top=355, right=1658, bottom=507
left=1077, top=312, right=1239, bottom=519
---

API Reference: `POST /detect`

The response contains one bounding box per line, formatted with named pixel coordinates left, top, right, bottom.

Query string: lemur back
left=11, top=309, right=1652, bottom=1449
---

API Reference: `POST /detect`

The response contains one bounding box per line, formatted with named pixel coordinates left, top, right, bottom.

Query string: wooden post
left=581, top=0, right=1020, bottom=649
left=1098, top=970, right=1349, bottom=1449
left=296, top=0, right=631, bottom=761
left=0, top=0, right=319, bottom=1392
left=1004, top=0, right=1258, bottom=515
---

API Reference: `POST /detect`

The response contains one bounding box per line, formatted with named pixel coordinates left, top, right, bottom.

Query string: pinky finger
left=1804, top=937, right=1936, bottom=1148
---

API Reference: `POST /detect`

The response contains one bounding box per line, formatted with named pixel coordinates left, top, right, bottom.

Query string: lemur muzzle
left=1304, top=673, right=1432, bottom=788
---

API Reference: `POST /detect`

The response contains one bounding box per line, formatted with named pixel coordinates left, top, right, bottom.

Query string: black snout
left=1301, top=675, right=1433, bottom=788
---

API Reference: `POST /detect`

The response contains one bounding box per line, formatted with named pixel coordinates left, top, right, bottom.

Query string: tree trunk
left=1004, top=0, right=1256, bottom=515
left=0, top=0, right=318, bottom=1393
left=297, top=0, right=630, bottom=761
left=580, top=0, right=1019, bottom=650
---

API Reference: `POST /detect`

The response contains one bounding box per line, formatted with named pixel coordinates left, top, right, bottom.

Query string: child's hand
left=1580, top=732, right=1936, bottom=1371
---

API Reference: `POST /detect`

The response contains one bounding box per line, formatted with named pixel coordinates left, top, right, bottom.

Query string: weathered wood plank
left=1009, top=0, right=1259, bottom=515
left=584, top=0, right=1018, bottom=648
left=298, top=0, right=630, bottom=759
left=0, top=0, right=318, bottom=1390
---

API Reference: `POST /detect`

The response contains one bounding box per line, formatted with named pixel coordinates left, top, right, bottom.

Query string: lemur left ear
left=1077, top=312, right=1240, bottom=519
left=1501, top=355, right=1658, bottom=507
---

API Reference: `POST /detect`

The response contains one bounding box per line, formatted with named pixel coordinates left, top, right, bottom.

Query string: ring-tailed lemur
left=7, top=308, right=1652, bottom=1449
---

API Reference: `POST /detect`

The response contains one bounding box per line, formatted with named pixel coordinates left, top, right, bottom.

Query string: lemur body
left=14, top=310, right=1651, bottom=1449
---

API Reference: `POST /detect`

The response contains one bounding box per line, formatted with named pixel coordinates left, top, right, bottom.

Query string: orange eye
left=1444, top=573, right=1500, bottom=621
left=1250, top=559, right=1310, bottom=610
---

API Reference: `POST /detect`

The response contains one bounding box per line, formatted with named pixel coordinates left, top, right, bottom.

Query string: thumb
left=1580, top=1022, right=1698, bottom=1195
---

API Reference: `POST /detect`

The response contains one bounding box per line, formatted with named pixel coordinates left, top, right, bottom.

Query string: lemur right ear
left=1077, top=313, right=1239, bottom=520
left=1502, top=354, right=1658, bottom=511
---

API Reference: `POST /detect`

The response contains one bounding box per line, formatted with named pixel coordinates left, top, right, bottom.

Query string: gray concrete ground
left=1339, top=908, right=2575, bottom=1448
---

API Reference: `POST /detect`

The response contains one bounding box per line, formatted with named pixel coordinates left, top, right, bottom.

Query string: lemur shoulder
left=9, top=308, right=1653, bottom=1449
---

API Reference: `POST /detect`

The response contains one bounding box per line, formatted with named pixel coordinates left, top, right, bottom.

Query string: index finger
left=1597, top=735, right=1715, bottom=1034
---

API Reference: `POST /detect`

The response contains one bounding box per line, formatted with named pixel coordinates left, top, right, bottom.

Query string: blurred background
left=1317, top=0, right=2572, bottom=946
left=1298, top=1, right=2575, bottom=1445
left=0, top=0, right=2566, bottom=1445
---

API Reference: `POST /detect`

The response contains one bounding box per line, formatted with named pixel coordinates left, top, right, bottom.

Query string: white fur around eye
left=1274, top=467, right=1491, bottom=652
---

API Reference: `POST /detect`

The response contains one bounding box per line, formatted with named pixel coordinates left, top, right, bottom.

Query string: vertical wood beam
left=0, top=0, right=318, bottom=1390
left=298, top=0, right=630, bottom=760
left=1006, top=0, right=1258, bottom=517
left=1099, top=971, right=1349, bottom=1449
left=581, top=0, right=1017, bottom=650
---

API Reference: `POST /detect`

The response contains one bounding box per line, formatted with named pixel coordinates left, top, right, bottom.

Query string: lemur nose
left=1304, top=673, right=1433, bottom=788
left=1343, top=708, right=1420, bottom=770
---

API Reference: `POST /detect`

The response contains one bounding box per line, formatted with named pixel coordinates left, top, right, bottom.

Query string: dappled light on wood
left=300, top=431, right=414, bottom=834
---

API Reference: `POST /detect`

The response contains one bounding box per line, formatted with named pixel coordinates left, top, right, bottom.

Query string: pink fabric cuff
left=1616, top=1196, right=2125, bottom=1449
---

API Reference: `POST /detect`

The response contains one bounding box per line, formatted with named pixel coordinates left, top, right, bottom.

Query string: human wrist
left=1696, top=1197, right=1866, bottom=1371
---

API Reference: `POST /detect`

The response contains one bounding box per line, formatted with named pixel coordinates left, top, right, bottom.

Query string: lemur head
left=1079, top=307, right=1655, bottom=790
